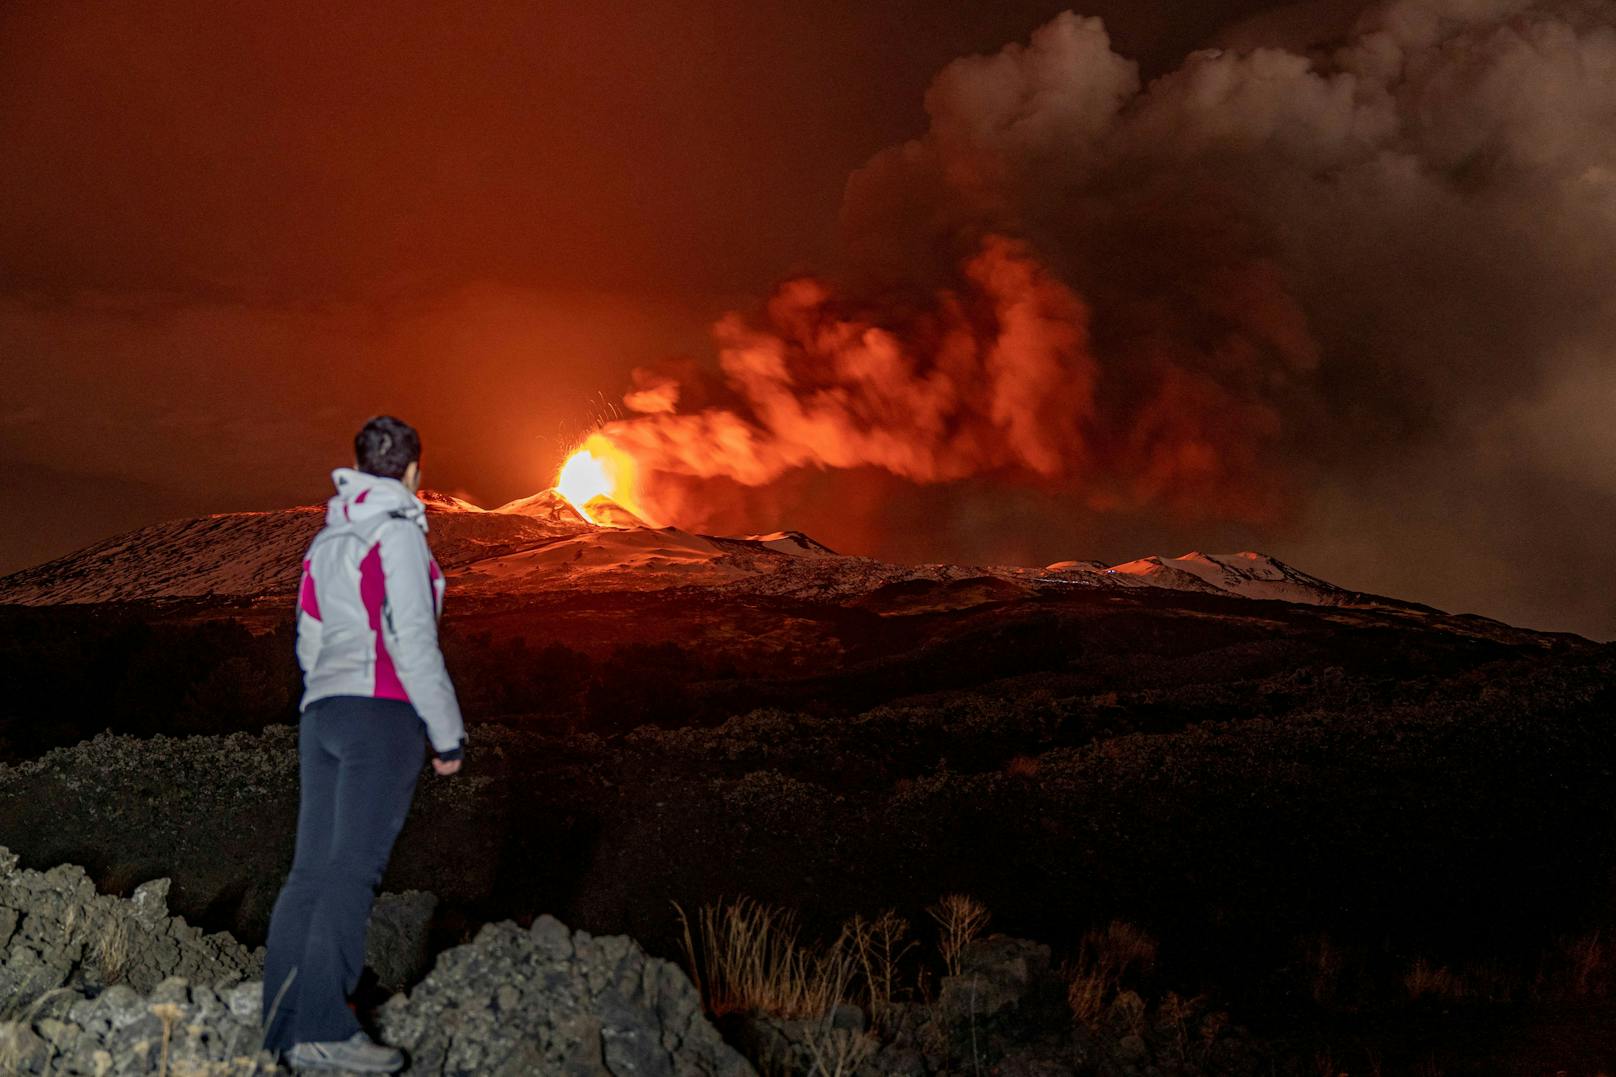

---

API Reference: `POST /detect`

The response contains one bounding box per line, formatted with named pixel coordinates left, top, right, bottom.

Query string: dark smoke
left=595, top=0, right=1616, bottom=637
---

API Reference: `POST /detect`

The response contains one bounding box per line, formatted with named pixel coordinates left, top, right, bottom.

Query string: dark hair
left=354, top=416, right=421, bottom=479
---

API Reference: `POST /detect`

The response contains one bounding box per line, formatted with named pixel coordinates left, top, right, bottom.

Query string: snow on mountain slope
left=1168, top=551, right=1385, bottom=606
left=0, top=507, right=330, bottom=606
left=0, top=488, right=1426, bottom=617
left=416, top=490, right=487, bottom=513
left=454, top=528, right=747, bottom=593
left=1040, top=551, right=1431, bottom=613
left=496, top=491, right=646, bottom=529
left=744, top=532, right=838, bottom=558
left=0, top=497, right=587, bottom=605
left=455, top=527, right=865, bottom=595
left=494, top=490, right=591, bottom=524
left=579, top=496, right=648, bottom=529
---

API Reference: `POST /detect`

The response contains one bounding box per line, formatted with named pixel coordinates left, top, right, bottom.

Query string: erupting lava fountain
left=555, top=434, right=644, bottom=525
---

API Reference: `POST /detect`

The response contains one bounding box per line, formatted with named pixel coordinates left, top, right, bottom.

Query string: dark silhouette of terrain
left=1, top=501, right=1612, bottom=1070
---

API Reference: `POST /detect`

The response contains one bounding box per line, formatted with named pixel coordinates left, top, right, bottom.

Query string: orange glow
left=558, top=449, right=612, bottom=507
left=555, top=434, right=641, bottom=524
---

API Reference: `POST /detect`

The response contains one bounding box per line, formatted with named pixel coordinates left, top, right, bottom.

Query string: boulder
left=729, top=1005, right=893, bottom=1077
left=0, top=978, right=271, bottom=1076
left=377, top=914, right=755, bottom=1076
left=2, top=908, right=757, bottom=1076
left=0, top=848, right=263, bottom=1014
left=367, top=889, right=439, bottom=993
left=937, top=934, right=1052, bottom=1021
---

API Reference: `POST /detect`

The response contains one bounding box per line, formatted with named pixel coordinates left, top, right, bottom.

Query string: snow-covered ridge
left=1041, top=551, right=1430, bottom=612
left=0, top=490, right=1415, bottom=614
left=0, top=495, right=588, bottom=605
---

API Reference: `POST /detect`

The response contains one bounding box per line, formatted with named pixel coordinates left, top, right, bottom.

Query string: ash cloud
left=596, top=0, right=1616, bottom=636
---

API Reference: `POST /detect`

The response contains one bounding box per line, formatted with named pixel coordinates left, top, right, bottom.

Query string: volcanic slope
left=2, top=485, right=1610, bottom=1074
left=0, top=487, right=1472, bottom=618
left=0, top=492, right=1609, bottom=1074
left=0, top=484, right=1579, bottom=769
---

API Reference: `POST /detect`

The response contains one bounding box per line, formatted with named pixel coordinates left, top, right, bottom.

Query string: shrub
left=927, top=894, right=990, bottom=977
left=1066, top=921, right=1158, bottom=1025
left=676, top=897, right=854, bottom=1020
left=1403, top=958, right=1468, bottom=1002
left=843, top=909, right=916, bottom=1024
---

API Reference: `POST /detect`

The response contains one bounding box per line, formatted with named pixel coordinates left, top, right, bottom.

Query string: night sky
left=6, top=0, right=1616, bottom=638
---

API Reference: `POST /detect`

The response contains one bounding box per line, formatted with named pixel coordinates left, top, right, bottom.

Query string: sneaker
left=286, top=1031, right=404, bottom=1073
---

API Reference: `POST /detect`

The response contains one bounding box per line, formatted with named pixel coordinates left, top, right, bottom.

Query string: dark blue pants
left=263, top=696, right=425, bottom=1053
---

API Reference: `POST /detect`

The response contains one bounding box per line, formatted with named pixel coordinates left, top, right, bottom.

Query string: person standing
left=263, top=415, right=466, bottom=1072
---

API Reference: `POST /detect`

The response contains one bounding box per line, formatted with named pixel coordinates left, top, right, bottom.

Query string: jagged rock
left=367, top=889, right=439, bottom=993
left=1, top=977, right=272, bottom=1076
left=730, top=1005, right=887, bottom=1077
left=0, top=848, right=462, bottom=1015
left=2, top=907, right=756, bottom=1075
left=377, top=915, right=755, bottom=1076
left=938, top=934, right=1052, bottom=1021
left=0, top=855, right=1270, bottom=1076
left=0, top=848, right=263, bottom=1014
left=129, top=879, right=170, bottom=924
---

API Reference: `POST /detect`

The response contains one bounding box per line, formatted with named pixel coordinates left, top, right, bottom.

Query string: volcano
left=0, top=480, right=1568, bottom=771
left=0, top=485, right=1605, bottom=1076
left=0, top=488, right=1462, bottom=618
left=4, top=480, right=1571, bottom=767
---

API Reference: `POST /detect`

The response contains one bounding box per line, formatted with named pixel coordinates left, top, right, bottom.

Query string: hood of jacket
left=325, top=467, right=429, bottom=532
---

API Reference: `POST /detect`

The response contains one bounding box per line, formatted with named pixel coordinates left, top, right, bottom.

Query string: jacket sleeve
left=377, top=521, right=466, bottom=755
left=295, top=557, right=324, bottom=678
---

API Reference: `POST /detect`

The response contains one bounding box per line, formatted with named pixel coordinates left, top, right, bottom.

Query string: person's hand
left=432, top=757, right=461, bottom=776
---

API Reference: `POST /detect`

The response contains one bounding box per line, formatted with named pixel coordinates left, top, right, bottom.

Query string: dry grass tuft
left=1004, top=755, right=1040, bottom=778
left=675, top=897, right=855, bottom=1020
left=151, top=1002, right=184, bottom=1077
left=1529, top=929, right=1614, bottom=1001
left=927, top=893, right=990, bottom=976
left=1561, top=930, right=1610, bottom=997
left=1089, top=920, right=1157, bottom=977
left=1111, top=989, right=1147, bottom=1036
left=842, top=909, right=915, bottom=1024
left=1065, top=921, right=1158, bottom=1025
left=1544, top=924, right=1609, bottom=996
left=1067, top=967, right=1108, bottom=1025
left=98, top=915, right=131, bottom=986
left=801, top=1024, right=876, bottom=1077
left=1403, top=958, right=1468, bottom=1002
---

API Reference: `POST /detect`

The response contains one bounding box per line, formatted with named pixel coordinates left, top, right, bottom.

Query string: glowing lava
left=556, top=434, right=640, bottom=524
left=558, top=450, right=611, bottom=507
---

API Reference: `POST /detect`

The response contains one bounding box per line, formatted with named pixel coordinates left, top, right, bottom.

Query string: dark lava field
left=3, top=576, right=1614, bottom=1067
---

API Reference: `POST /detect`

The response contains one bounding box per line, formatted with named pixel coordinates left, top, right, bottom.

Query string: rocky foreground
left=0, top=850, right=751, bottom=1075
left=0, top=851, right=1270, bottom=1076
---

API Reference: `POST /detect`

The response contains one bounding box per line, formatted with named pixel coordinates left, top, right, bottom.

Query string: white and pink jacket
left=296, top=468, right=466, bottom=758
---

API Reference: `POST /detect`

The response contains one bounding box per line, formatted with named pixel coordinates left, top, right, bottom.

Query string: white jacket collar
left=326, top=468, right=428, bottom=531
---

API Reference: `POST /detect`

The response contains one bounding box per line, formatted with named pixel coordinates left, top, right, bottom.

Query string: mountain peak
left=742, top=531, right=838, bottom=557
left=0, top=492, right=1431, bottom=622
left=1040, top=550, right=1421, bottom=611
left=417, top=489, right=485, bottom=513
left=493, top=489, right=591, bottom=525
left=491, top=489, right=646, bottom=529
left=580, top=496, right=647, bottom=529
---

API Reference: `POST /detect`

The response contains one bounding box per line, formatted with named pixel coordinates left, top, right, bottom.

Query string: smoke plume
left=600, top=0, right=1616, bottom=634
